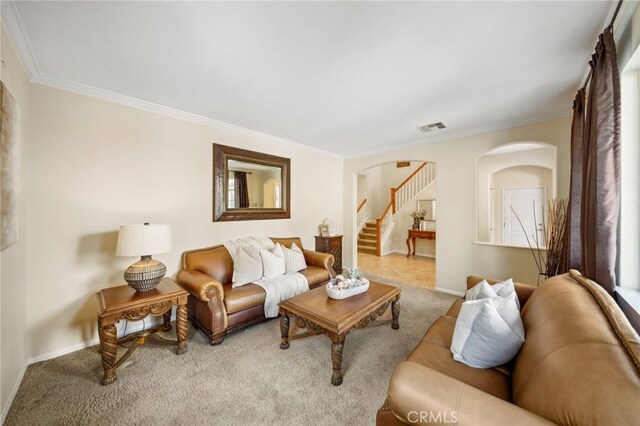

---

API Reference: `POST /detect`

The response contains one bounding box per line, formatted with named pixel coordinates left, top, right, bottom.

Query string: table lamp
left=116, top=223, right=172, bottom=292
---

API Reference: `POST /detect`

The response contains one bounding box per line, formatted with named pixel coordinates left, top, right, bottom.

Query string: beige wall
left=357, top=166, right=383, bottom=219
left=344, top=117, right=571, bottom=295
left=26, top=83, right=343, bottom=360
left=0, top=25, right=30, bottom=420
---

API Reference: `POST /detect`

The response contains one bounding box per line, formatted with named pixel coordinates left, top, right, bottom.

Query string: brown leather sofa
left=377, top=271, right=640, bottom=425
left=176, top=237, right=334, bottom=345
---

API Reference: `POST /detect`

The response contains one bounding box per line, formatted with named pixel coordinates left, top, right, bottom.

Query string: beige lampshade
left=116, top=224, right=172, bottom=257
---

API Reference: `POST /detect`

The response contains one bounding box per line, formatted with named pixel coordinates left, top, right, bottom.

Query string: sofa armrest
left=388, top=361, right=553, bottom=425
left=176, top=269, right=225, bottom=303
left=466, top=275, right=536, bottom=307
left=303, top=250, right=336, bottom=277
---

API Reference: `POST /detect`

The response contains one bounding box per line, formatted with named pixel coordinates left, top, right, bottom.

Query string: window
left=619, top=41, right=640, bottom=311
left=227, top=171, right=235, bottom=209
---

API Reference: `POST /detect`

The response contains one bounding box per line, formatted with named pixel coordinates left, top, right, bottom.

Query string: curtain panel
left=234, top=171, right=250, bottom=208
left=562, top=88, right=586, bottom=272
left=562, top=27, right=621, bottom=293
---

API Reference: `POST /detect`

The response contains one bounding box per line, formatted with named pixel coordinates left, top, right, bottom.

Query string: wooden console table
left=97, top=278, right=188, bottom=385
left=406, top=229, right=436, bottom=257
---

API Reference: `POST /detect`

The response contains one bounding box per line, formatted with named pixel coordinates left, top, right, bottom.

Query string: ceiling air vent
left=417, top=122, right=446, bottom=133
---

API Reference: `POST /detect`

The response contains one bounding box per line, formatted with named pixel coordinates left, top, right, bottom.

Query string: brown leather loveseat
left=176, top=237, right=334, bottom=345
left=377, top=271, right=640, bottom=425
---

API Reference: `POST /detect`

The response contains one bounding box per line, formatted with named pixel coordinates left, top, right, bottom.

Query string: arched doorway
left=354, top=160, right=437, bottom=288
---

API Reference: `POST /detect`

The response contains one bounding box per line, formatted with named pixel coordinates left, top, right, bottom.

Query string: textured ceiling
left=4, top=1, right=616, bottom=156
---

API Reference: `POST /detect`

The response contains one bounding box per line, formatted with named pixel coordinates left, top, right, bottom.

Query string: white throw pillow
left=451, top=291, right=525, bottom=368
left=261, top=243, right=286, bottom=279
left=465, top=280, right=497, bottom=301
left=283, top=242, right=307, bottom=273
left=232, top=245, right=263, bottom=288
left=466, top=278, right=519, bottom=309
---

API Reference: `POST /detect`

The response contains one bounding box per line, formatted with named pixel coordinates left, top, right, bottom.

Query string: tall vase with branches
left=511, top=198, right=568, bottom=284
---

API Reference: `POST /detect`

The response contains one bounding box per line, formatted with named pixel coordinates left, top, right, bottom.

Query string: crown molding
left=344, top=109, right=572, bottom=159
left=1, top=2, right=342, bottom=160
left=1, top=0, right=576, bottom=161
left=31, top=73, right=344, bottom=159
left=1, top=1, right=40, bottom=79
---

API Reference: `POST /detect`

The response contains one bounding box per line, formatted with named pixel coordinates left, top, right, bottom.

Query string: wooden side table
left=97, top=277, right=188, bottom=385
left=406, top=229, right=436, bottom=257
left=315, top=235, right=343, bottom=274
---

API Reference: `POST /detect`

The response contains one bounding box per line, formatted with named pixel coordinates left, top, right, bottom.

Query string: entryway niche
left=476, top=142, right=557, bottom=248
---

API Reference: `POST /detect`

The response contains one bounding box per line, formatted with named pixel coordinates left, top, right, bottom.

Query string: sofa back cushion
left=512, top=273, right=640, bottom=425
left=183, top=245, right=234, bottom=284
left=270, top=237, right=304, bottom=250
left=182, top=237, right=305, bottom=285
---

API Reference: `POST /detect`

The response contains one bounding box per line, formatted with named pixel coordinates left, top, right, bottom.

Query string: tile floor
left=357, top=252, right=435, bottom=289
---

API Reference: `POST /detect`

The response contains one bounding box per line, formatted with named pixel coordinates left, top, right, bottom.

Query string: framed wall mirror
left=213, top=144, right=291, bottom=221
left=417, top=199, right=436, bottom=221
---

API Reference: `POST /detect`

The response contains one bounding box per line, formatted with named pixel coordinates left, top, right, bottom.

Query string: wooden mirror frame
left=213, top=143, right=291, bottom=222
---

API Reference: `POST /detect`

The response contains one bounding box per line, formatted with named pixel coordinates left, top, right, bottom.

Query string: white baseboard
left=1, top=361, right=28, bottom=423
left=28, top=310, right=174, bottom=365
left=28, top=338, right=101, bottom=365
left=435, top=286, right=465, bottom=297
left=386, top=250, right=436, bottom=259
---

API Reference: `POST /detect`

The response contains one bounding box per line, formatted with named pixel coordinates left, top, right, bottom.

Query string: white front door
left=503, top=187, right=546, bottom=247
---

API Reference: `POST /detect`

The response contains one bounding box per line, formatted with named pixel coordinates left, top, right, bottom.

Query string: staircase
left=357, top=221, right=378, bottom=254
left=357, top=161, right=436, bottom=256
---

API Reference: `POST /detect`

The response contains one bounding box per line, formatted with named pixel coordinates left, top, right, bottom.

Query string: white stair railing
left=356, top=199, right=368, bottom=233
left=374, top=162, right=436, bottom=256
left=394, top=162, right=435, bottom=213
left=376, top=203, right=394, bottom=256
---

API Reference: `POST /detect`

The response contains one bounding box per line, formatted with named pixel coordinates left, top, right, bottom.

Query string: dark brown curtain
left=561, top=27, right=621, bottom=293
left=234, top=171, right=250, bottom=208
left=561, top=88, right=586, bottom=271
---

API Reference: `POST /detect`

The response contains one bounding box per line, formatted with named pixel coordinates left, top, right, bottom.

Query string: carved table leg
left=406, top=236, right=411, bottom=257
left=98, top=318, right=118, bottom=385
left=412, top=237, right=416, bottom=256
left=176, top=303, right=188, bottom=355
left=280, top=315, right=290, bottom=350
left=162, top=308, right=172, bottom=332
left=392, top=297, right=400, bottom=330
left=331, top=335, right=346, bottom=386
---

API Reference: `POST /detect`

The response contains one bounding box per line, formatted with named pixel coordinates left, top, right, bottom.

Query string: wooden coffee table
left=279, top=281, right=400, bottom=385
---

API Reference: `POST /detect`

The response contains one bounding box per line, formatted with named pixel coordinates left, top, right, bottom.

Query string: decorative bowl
left=326, top=278, right=369, bottom=300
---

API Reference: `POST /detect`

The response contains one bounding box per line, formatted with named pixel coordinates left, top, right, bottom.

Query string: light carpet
left=5, top=280, right=457, bottom=426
